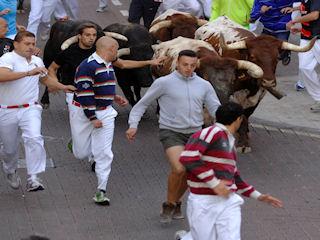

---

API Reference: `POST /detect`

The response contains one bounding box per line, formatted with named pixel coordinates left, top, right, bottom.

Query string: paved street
left=0, top=1, right=320, bottom=239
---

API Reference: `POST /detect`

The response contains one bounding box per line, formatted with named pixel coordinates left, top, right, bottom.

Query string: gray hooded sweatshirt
left=128, top=70, right=221, bottom=134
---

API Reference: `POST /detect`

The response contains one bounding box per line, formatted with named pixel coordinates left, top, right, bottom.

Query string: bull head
left=220, top=34, right=317, bottom=99
left=61, top=31, right=128, bottom=50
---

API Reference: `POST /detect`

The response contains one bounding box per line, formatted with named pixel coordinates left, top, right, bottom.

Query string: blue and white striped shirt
left=74, top=52, right=116, bottom=121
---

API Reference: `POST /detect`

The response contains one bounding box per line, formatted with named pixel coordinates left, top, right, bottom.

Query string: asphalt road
left=0, top=1, right=319, bottom=240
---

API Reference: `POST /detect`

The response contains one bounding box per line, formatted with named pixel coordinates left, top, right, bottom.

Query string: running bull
left=149, top=9, right=208, bottom=42
left=194, top=16, right=316, bottom=152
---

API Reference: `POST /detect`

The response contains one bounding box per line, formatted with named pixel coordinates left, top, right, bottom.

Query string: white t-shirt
left=0, top=51, right=45, bottom=105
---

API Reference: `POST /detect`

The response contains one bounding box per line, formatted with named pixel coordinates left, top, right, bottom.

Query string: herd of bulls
left=41, top=9, right=316, bottom=153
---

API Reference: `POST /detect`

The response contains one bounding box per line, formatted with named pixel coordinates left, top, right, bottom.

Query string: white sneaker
left=26, top=177, right=44, bottom=192
left=96, top=6, right=107, bottom=12
left=6, top=171, right=21, bottom=189
left=174, top=230, right=187, bottom=240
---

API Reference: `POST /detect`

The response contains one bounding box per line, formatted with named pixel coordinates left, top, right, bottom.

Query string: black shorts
left=159, top=129, right=193, bottom=150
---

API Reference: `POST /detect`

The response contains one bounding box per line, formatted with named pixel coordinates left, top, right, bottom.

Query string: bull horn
left=104, top=32, right=128, bottom=41
left=237, top=60, right=264, bottom=79
left=281, top=36, right=317, bottom=52
left=197, top=19, right=208, bottom=26
left=220, top=32, right=247, bottom=50
left=61, top=35, right=79, bottom=50
left=149, top=20, right=172, bottom=33
left=117, top=48, right=130, bottom=58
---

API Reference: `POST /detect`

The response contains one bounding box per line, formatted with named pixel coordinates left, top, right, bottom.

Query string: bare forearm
left=0, top=71, right=28, bottom=82
left=293, top=11, right=320, bottom=23
left=41, top=76, right=65, bottom=90
left=116, top=59, right=152, bottom=69
left=48, top=63, right=60, bottom=82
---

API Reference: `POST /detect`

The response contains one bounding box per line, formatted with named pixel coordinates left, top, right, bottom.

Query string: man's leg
left=27, top=0, right=44, bottom=36
left=166, top=145, right=186, bottom=203
left=0, top=109, right=20, bottom=189
left=128, top=0, right=143, bottom=24
left=215, top=194, right=243, bottom=240
left=40, top=0, right=58, bottom=41
left=91, top=107, right=117, bottom=205
left=142, top=0, right=160, bottom=29
left=69, top=106, right=93, bottom=160
left=54, top=0, right=68, bottom=20
left=64, top=0, right=79, bottom=20
left=181, top=194, right=222, bottom=240
left=19, top=105, right=46, bottom=191
left=299, top=39, right=320, bottom=108
left=160, top=145, right=186, bottom=223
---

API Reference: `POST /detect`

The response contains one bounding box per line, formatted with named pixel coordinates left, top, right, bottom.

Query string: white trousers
left=0, top=105, right=46, bottom=175
left=27, top=0, right=58, bottom=36
left=298, top=39, right=320, bottom=101
left=182, top=193, right=244, bottom=240
left=70, top=105, right=117, bottom=191
left=98, top=0, right=108, bottom=8
left=55, top=0, right=79, bottom=20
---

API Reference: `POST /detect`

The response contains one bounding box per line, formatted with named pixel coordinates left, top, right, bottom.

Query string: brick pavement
left=0, top=1, right=319, bottom=239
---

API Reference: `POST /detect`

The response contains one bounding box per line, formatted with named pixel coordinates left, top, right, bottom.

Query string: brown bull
left=151, top=37, right=267, bottom=152
left=195, top=16, right=316, bottom=152
left=195, top=16, right=316, bottom=96
left=149, top=9, right=207, bottom=42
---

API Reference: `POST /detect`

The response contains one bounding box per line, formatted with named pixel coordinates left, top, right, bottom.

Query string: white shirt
left=0, top=51, right=45, bottom=105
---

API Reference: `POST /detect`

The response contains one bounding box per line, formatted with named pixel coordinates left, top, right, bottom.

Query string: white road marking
left=120, top=10, right=128, bottom=16
left=112, top=0, right=122, bottom=6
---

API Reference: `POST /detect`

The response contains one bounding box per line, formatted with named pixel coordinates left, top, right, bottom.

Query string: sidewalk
left=252, top=74, right=320, bottom=132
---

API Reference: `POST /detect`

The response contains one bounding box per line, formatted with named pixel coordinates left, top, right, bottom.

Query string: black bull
left=40, top=21, right=155, bottom=107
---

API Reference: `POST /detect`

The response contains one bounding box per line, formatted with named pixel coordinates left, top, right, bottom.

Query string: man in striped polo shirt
left=71, top=36, right=164, bottom=205
left=176, top=102, right=283, bottom=240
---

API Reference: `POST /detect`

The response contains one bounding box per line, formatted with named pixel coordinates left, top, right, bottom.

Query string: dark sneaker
left=295, top=82, right=305, bottom=91
left=174, top=230, right=187, bottom=240
left=172, top=201, right=184, bottom=220
left=96, top=6, right=107, bottom=12
left=91, top=161, right=96, bottom=172
left=6, top=171, right=21, bottom=189
left=280, top=51, right=291, bottom=66
left=93, top=191, right=110, bottom=205
left=160, top=202, right=175, bottom=223
left=26, top=178, right=44, bottom=192
left=88, top=155, right=95, bottom=172
left=281, top=55, right=291, bottom=65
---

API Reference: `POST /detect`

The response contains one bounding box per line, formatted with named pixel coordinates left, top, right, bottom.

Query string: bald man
left=70, top=36, right=163, bottom=205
